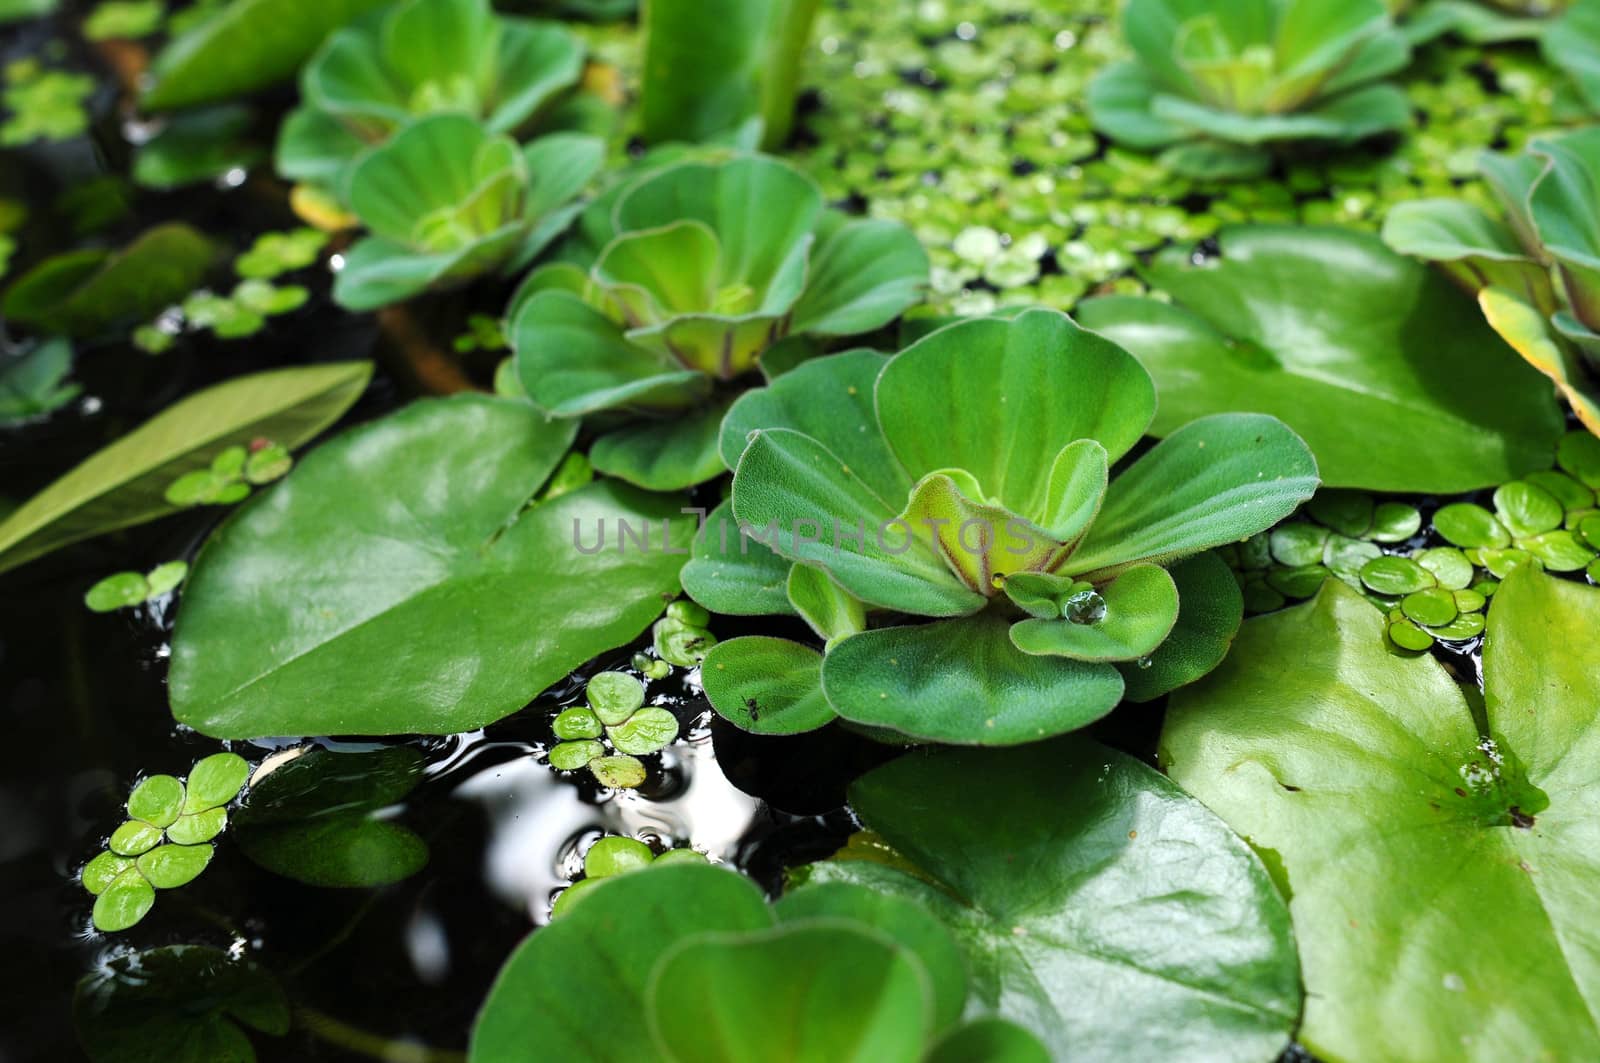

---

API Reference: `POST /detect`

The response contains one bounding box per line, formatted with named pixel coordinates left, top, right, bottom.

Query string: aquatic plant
left=334, top=113, right=602, bottom=310
left=1088, top=0, right=1413, bottom=177
left=83, top=560, right=187, bottom=613
left=689, top=309, right=1318, bottom=745
left=276, top=0, right=584, bottom=191
left=1165, top=567, right=1600, bottom=1063
left=547, top=671, right=680, bottom=789
left=80, top=753, right=249, bottom=931
left=549, top=835, right=707, bottom=918
left=510, top=152, right=928, bottom=489
left=1382, top=129, right=1600, bottom=433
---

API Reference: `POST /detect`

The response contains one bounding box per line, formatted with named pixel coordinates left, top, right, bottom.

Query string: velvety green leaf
left=701, top=635, right=835, bottom=735
left=2, top=224, right=213, bottom=336
left=680, top=500, right=796, bottom=617
left=143, top=0, right=393, bottom=110
left=1078, top=226, right=1565, bottom=491
left=1545, top=0, right=1600, bottom=114
left=639, top=0, right=819, bottom=149
left=1163, top=571, right=1600, bottom=1063
left=589, top=399, right=732, bottom=490
left=820, top=611, right=1124, bottom=745
left=1118, top=551, right=1244, bottom=702
left=789, top=215, right=929, bottom=336
left=1011, top=563, right=1179, bottom=662
left=719, top=348, right=905, bottom=502
left=170, top=396, right=693, bottom=737
left=799, top=739, right=1301, bottom=1061
left=648, top=922, right=934, bottom=1063
left=74, top=946, right=289, bottom=1063
left=786, top=563, right=865, bottom=644
left=1381, top=198, right=1553, bottom=302
left=876, top=310, right=1156, bottom=518
left=775, top=880, right=969, bottom=1031
left=0, top=361, right=371, bottom=574
left=470, top=865, right=774, bottom=1063
left=1066, top=414, right=1318, bottom=578
left=732, top=428, right=984, bottom=617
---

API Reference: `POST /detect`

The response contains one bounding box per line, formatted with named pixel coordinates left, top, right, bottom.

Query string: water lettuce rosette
left=334, top=113, right=602, bottom=311
left=509, top=152, right=929, bottom=490
left=276, top=0, right=584, bottom=189
left=1382, top=128, right=1600, bottom=434
left=1088, top=0, right=1413, bottom=178
left=685, top=308, right=1320, bottom=746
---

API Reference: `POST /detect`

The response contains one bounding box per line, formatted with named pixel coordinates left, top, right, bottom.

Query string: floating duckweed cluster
left=788, top=0, right=1575, bottom=317
left=548, top=670, right=680, bottom=789
left=163, top=439, right=293, bottom=506
left=84, top=559, right=187, bottom=612
left=80, top=753, right=250, bottom=931
left=1, top=56, right=93, bottom=146
left=652, top=599, right=717, bottom=668
left=1229, top=430, right=1600, bottom=650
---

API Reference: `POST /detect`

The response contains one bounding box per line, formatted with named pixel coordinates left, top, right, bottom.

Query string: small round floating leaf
left=1268, top=522, right=1329, bottom=567
left=701, top=636, right=836, bottom=736
left=549, top=876, right=601, bottom=919
left=1308, top=491, right=1374, bottom=538
left=1432, top=503, right=1510, bottom=549
left=109, top=820, right=163, bottom=856
left=164, top=470, right=220, bottom=506
left=1558, top=430, right=1600, bottom=487
left=185, top=752, right=249, bottom=811
left=654, top=849, right=708, bottom=866
left=1589, top=558, right=1600, bottom=583
left=1524, top=470, right=1594, bottom=512
left=84, top=572, right=150, bottom=613
left=127, top=775, right=185, bottom=827
left=667, top=600, right=710, bottom=627
left=1523, top=530, right=1597, bottom=572
left=1433, top=612, right=1486, bottom=641
left=1453, top=589, right=1487, bottom=613
left=82, top=852, right=134, bottom=895
left=608, top=707, right=680, bottom=756
left=584, top=836, right=655, bottom=879
left=1402, top=588, right=1459, bottom=628
left=1493, top=481, right=1564, bottom=538
left=243, top=443, right=292, bottom=484
left=1387, top=618, right=1435, bottom=652
left=1369, top=502, right=1422, bottom=543
left=654, top=617, right=717, bottom=667
left=144, top=560, right=188, bottom=598
left=1322, top=535, right=1381, bottom=582
left=1266, top=564, right=1327, bottom=599
left=586, top=671, right=645, bottom=726
left=1359, top=556, right=1436, bottom=596
left=1479, top=548, right=1535, bottom=579
left=92, top=869, right=155, bottom=932
left=1415, top=547, right=1474, bottom=591
left=553, top=707, right=603, bottom=740
left=549, top=740, right=603, bottom=771
left=589, top=755, right=647, bottom=789
left=136, top=843, right=213, bottom=889
left=167, top=806, right=227, bottom=845
left=1241, top=576, right=1286, bottom=613
left=1581, top=514, right=1600, bottom=550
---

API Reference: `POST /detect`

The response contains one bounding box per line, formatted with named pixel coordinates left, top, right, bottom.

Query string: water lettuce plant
left=276, top=0, right=584, bottom=190
left=1088, top=0, right=1413, bottom=178
left=1164, top=568, right=1600, bottom=1063
left=510, top=152, right=928, bottom=489
left=1382, top=130, right=1600, bottom=434
left=690, top=309, right=1318, bottom=745
left=334, top=113, right=602, bottom=310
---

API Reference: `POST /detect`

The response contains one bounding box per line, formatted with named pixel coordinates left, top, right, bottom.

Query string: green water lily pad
left=1163, top=571, right=1600, bottom=1063
left=171, top=397, right=693, bottom=737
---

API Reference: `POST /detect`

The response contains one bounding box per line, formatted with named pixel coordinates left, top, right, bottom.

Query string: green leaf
left=775, top=881, right=969, bottom=1031
left=0, top=338, right=80, bottom=423
left=648, top=922, right=934, bottom=1063
left=166, top=807, right=227, bottom=845
left=170, top=396, right=693, bottom=737
left=470, top=865, right=774, bottom=1062
left=91, top=869, right=155, bottom=932
left=584, top=835, right=655, bottom=878
left=798, top=739, right=1302, bottom=1061
left=127, top=774, right=185, bottom=828
left=553, top=706, right=603, bottom=739
left=0, top=361, right=371, bottom=574
left=74, top=946, right=289, bottom=1062
left=639, top=0, right=819, bottom=149
left=590, top=754, right=647, bottom=788
left=2, top=223, right=213, bottom=336
left=110, top=821, right=163, bottom=856
left=549, top=739, right=603, bottom=770
left=608, top=707, right=679, bottom=755
left=133, top=105, right=264, bottom=191
left=1119, top=550, right=1244, bottom=702
left=789, top=215, right=931, bottom=336
left=1011, top=563, right=1180, bottom=662
left=82, top=852, right=134, bottom=895
left=234, top=747, right=427, bottom=888
left=1163, top=571, right=1600, bottom=1063
left=84, top=572, right=151, bottom=613
left=820, top=611, right=1124, bottom=745
left=701, top=635, right=836, bottom=734
left=1546, top=0, right=1600, bottom=113
left=587, top=670, right=645, bottom=725
left=142, top=0, right=393, bottom=110
left=681, top=500, right=797, bottom=617
left=1077, top=226, right=1565, bottom=491
left=589, top=398, right=733, bottom=490
left=876, top=310, right=1155, bottom=519
left=1065, top=413, right=1319, bottom=578
left=184, top=753, right=249, bottom=812
left=925, top=1019, right=1051, bottom=1063
left=786, top=563, right=865, bottom=644
left=136, top=843, right=213, bottom=889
